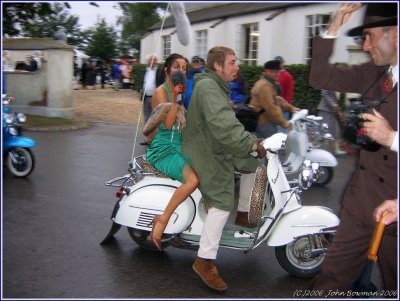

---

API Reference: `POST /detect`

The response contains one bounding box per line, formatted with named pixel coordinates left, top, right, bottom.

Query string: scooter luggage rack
left=105, top=155, right=160, bottom=188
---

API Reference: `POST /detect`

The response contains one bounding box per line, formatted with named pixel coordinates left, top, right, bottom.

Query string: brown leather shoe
left=192, top=257, right=227, bottom=291
left=234, top=211, right=252, bottom=228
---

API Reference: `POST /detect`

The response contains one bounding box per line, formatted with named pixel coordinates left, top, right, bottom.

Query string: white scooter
left=282, top=109, right=338, bottom=186
left=101, top=133, right=339, bottom=278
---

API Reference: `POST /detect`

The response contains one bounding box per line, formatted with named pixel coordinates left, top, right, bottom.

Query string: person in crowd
left=33, top=51, right=42, bottom=70
left=182, top=46, right=266, bottom=291
left=140, top=54, right=164, bottom=145
left=317, top=90, right=347, bottom=156
left=146, top=53, right=199, bottom=251
left=228, top=66, right=248, bottom=108
left=249, top=60, right=299, bottom=138
left=111, top=60, right=121, bottom=91
left=275, top=55, right=294, bottom=132
left=24, top=55, right=38, bottom=72
left=96, top=59, right=106, bottom=89
left=80, top=58, right=87, bottom=90
left=309, top=2, right=397, bottom=293
left=274, top=55, right=294, bottom=105
left=184, top=55, right=205, bottom=109
left=85, top=58, right=97, bottom=90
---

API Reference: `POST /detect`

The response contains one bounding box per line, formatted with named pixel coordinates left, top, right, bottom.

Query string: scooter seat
left=141, top=160, right=169, bottom=178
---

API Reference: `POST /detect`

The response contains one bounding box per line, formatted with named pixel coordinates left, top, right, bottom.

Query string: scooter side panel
left=114, top=177, right=196, bottom=234
left=306, top=149, right=337, bottom=167
left=266, top=205, right=340, bottom=246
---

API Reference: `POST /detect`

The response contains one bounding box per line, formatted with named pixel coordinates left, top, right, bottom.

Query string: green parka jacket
left=182, top=69, right=259, bottom=211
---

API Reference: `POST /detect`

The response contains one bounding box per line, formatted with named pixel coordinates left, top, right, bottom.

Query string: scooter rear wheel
left=6, top=147, right=35, bottom=177
left=127, top=227, right=171, bottom=251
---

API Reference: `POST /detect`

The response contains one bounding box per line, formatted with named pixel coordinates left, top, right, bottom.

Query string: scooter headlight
left=8, top=126, right=19, bottom=136
left=4, top=113, right=15, bottom=124
left=16, top=113, right=26, bottom=123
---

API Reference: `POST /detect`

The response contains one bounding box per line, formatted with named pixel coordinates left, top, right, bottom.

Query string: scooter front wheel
left=313, top=166, right=333, bottom=187
left=127, top=227, right=171, bottom=251
left=275, top=234, right=332, bottom=278
left=6, top=147, right=35, bottom=177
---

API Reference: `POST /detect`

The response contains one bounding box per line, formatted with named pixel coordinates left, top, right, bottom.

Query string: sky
left=68, top=1, right=121, bottom=30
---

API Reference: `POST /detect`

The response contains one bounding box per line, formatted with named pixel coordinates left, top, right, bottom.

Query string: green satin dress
left=146, top=83, right=189, bottom=183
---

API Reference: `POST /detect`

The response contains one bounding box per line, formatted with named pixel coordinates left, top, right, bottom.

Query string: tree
left=117, top=3, right=167, bottom=53
left=85, top=18, right=118, bottom=62
left=17, top=3, right=84, bottom=46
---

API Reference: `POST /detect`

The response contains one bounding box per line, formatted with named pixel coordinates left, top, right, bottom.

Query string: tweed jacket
left=182, top=69, right=259, bottom=211
left=310, top=36, right=398, bottom=235
left=249, top=76, right=296, bottom=128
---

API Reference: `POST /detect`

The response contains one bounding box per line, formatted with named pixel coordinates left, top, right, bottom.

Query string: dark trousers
left=313, top=208, right=398, bottom=294
left=143, top=96, right=153, bottom=123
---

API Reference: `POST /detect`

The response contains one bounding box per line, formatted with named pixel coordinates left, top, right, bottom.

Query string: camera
left=342, top=100, right=381, bottom=151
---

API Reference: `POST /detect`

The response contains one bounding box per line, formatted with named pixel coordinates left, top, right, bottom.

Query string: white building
left=141, top=2, right=369, bottom=65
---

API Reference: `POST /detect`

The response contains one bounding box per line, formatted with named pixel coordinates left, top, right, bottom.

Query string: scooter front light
left=9, top=126, right=19, bottom=136
left=4, top=113, right=15, bottom=124
left=16, top=113, right=26, bottom=123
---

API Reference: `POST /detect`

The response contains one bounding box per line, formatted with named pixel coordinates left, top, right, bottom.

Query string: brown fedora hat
left=347, top=3, right=398, bottom=36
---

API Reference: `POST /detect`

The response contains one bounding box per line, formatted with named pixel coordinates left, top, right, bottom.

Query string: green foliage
left=2, top=2, right=54, bottom=36
left=85, top=19, right=118, bottom=62
left=117, top=3, right=167, bottom=53
left=14, top=3, right=84, bottom=46
left=132, top=64, right=147, bottom=91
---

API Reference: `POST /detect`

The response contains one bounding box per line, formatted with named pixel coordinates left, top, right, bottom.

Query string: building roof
left=148, top=2, right=314, bottom=31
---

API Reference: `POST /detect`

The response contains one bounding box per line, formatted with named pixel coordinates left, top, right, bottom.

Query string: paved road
left=2, top=122, right=357, bottom=299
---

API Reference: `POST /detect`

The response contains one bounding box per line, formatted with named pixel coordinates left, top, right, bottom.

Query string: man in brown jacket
left=249, top=60, right=299, bottom=138
left=310, top=3, right=398, bottom=294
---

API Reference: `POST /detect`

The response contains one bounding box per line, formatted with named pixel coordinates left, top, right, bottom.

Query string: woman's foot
left=150, top=215, right=166, bottom=251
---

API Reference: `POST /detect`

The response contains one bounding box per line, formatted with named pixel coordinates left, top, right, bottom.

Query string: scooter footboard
left=266, top=206, right=340, bottom=246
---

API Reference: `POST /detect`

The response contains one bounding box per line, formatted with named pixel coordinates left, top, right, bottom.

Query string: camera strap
left=359, top=67, right=391, bottom=109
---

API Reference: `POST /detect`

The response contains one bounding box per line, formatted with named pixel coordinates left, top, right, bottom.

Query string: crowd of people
left=137, top=2, right=398, bottom=294
left=74, top=57, right=136, bottom=90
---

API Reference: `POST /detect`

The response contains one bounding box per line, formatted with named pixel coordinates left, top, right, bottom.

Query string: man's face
left=265, top=69, right=280, bottom=81
left=362, top=26, right=398, bottom=66
left=215, top=54, right=238, bottom=82
left=191, top=59, right=202, bottom=70
left=148, top=56, right=158, bottom=68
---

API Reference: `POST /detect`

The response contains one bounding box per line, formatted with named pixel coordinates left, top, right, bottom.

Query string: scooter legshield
left=266, top=205, right=340, bottom=246
left=113, top=177, right=196, bottom=234
left=3, top=136, right=37, bottom=150
left=306, top=149, right=337, bottom=167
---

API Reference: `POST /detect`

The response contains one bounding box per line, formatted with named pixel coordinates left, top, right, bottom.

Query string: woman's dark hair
left=163, top=53, right=187, bottom=76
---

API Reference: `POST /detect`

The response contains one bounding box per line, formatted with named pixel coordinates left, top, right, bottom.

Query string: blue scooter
left=2, top=94, right=37, bottom=177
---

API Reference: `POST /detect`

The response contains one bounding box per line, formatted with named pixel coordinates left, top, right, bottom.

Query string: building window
left=195, top=30, right=208, bottom=60
left=242, top=23, right=259, bottom=66
left=162, top=35, right=171, bottom=61
left=306, top=14, right=330, bottom=63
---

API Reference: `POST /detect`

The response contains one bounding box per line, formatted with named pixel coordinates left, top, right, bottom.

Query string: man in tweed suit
left=309, top=3, right=398, bottom=293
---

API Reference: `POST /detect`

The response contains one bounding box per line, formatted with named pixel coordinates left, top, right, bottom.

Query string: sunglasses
left=192, top=60, right=202, bottom=63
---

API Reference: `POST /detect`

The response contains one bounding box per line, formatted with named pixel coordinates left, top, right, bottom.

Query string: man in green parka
left=182, top=46, right=266, bottom=291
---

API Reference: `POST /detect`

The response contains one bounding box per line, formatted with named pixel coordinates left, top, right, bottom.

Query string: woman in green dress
left=146, top=53, right=199, bottom=251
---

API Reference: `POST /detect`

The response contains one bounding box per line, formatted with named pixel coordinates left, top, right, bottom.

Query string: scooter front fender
left=306, top=149, right=337, bottom=167
left=113, top=177, right=196, bottom=234
left=4, top=136, right=37, bottom=150
left=266, top=206, right=340, bottom=246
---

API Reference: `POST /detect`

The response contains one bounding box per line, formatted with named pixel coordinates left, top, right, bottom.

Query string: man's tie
left=383, top=69, right=393, bottom=95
